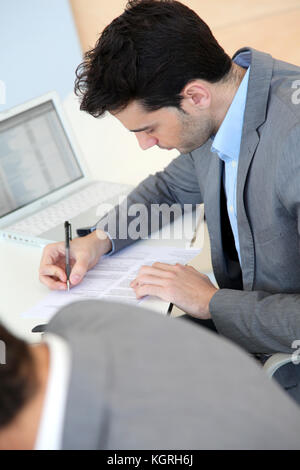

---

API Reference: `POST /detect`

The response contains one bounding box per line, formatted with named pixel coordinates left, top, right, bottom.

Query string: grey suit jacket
left=46, top=300, right=300, bottom=450
left=96, top=48, right=300, bottom=358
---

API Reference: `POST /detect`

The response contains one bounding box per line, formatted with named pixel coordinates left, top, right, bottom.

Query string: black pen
left=64, top=221, right=72, bottom=292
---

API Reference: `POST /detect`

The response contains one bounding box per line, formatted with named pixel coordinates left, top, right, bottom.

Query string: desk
left=0, top=211, right=213, bottom=343
left=0, top=241, right=48, bottom=341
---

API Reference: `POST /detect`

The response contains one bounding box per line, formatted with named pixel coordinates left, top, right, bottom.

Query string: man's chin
left=178, top=146, right=197, bottom=154
left=158, top=146, right=176, bottom=151
left=179, top=141, right=208, bottom=154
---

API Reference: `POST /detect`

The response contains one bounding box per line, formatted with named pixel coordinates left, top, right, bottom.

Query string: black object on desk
left=32, top=324, right=46, bottom=333
left=65, top=221, right=72, bottom=291
left=167, top=303, right=173, bottom=315
left=77, top=226, right=93, bottom=237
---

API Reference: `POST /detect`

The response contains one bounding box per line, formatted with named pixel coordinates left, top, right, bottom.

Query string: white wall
left=0, top=0, right=82, bottom=111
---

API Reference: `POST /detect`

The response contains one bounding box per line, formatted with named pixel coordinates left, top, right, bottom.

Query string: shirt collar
left=211, top=52, right=251, bottom=162
left=34, top=333, right=72, bottom=450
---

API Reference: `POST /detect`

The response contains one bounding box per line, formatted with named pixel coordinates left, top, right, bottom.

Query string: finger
left=132, top=263, right=182, bottom=287
left=134, top=283, right=169, bottom=301
left=130, top=274, right=169, bottom=289
left=152, top=262, right=184, bottom=271
left=39, top=273, right=67, bottom=291
left=40, top=242, right=65, bottom=267
left=69, top=253, right=90, bottom=285
left=39, top=264, right=67, bottom=282
left=136, top=264, right=177, bottom=279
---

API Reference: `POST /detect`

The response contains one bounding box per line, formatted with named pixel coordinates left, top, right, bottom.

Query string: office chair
left=263, top=353, right=294, bottom=379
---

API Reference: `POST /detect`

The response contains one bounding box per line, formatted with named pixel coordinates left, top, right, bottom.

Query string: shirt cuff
left=90, top=226, right=115, bottom=256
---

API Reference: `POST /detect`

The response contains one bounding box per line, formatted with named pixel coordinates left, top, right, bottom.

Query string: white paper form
left=22, top=244, right=200, bottom=322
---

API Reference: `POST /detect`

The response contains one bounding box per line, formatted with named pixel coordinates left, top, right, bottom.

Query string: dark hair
left=75, top=0, right=232, bottom=117
left=0, top=323, right=37, bottom=429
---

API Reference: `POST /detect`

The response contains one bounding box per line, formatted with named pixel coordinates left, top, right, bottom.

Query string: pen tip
left=67, top=280, right=70, bottom=292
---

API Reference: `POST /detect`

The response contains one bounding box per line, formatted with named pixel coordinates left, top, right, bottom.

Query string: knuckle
left=46, top=242, right=56, bottom=251
left=138, top=284, right=144, bottom=293
left=168, top=272, right=176, bottom=280
left=165, top=286, right=174, bottom=297
left=138, top=266, right=147, bottom=275
left=76, top=249, right=89, bottom=260
left=173, top=264, right=181, bottom=273
left=165, top=279, right=173, bottom=288
left=162, top=279, right=171, bottom=288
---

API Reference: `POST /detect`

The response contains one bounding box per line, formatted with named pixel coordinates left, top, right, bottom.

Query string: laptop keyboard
left=7, top=181, right=131, bottom=236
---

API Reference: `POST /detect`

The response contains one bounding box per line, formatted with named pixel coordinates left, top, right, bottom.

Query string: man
left=39, top=1, right=300, bottom=399
left=1, top=300, right=300, bottom=450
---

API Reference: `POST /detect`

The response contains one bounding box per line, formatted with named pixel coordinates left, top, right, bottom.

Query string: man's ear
left=180, top=81, right=211, bottom=111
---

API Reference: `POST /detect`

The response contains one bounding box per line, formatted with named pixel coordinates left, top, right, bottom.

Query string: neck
left=0, top=343, right=49, bottom=450
left=211, top=62, right=247, bottom=134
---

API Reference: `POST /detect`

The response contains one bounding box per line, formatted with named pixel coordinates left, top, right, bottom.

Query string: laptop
left=0, top=92, right=132, bottom=247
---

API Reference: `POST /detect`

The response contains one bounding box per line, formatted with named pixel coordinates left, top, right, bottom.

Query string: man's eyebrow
left=129, top=125, right=153, bottom=133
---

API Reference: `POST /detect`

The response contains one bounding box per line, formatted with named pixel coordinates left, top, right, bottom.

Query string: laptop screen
left=0, top=100, right=84, bottom=219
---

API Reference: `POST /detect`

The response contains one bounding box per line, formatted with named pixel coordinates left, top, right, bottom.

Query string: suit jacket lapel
left=234, top=48, right=274, bottom=290
left=236, top=130, right=259, bottom=290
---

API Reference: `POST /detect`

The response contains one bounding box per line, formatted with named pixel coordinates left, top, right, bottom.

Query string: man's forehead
left=111, top=100, right=150, bottom=118
left=111, top=101, right=175, bottom=132
left=111, top=100, right=158, bottom=130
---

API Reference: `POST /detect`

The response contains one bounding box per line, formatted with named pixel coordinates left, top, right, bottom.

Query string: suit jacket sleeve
left=210, top=125, right=300, bottom=354
left=96, top=151, right=203, bottom=253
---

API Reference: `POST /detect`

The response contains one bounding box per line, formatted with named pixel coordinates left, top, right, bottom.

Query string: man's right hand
left=39, top=229, right=112, bottom=290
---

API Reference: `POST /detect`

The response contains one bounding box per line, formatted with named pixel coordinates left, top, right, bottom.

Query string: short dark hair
left=75, top=0, right=232, bottom=117
left=0, top=324, right=37, bottom=429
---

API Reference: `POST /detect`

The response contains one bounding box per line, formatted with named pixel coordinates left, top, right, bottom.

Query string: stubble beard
left=177, top=111, right=215, bottom=154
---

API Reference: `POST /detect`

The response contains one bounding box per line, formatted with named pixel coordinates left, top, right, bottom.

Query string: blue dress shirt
left=211, top=51, right=251, bottom=265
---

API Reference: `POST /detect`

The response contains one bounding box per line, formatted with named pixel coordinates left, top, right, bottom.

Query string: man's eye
left=147, top=129, right=154, bottom=134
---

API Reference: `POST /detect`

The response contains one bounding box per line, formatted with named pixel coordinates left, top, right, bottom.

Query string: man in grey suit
left=39, top=1, right=300, bottom=399
left=1, top=300, right=300, bottom=450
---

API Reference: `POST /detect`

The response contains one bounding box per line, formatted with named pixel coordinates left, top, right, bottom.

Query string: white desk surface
left=0, top=211, right=207, bottom=343
left=0, top=240, right=48, bottom=341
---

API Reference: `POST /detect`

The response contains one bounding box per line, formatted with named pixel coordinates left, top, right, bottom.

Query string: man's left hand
left=130, top=262, right=218, bottom=319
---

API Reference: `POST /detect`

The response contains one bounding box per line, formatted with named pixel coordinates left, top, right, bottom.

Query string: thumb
left=70, top=255, right=89, bottom=285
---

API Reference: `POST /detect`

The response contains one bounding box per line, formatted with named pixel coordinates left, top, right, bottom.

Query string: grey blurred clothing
left=45, top=300, right=300, bottom=450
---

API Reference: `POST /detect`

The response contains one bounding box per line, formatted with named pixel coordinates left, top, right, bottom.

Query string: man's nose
left=135, top=132, right=158, bottom=150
